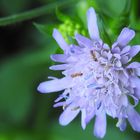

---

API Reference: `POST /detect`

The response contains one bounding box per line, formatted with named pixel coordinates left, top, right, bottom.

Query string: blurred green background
left=0, top=0, right=140, bottom=139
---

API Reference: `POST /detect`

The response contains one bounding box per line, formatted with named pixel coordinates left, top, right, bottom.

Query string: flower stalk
left=0, top=0, right=76, bottom=26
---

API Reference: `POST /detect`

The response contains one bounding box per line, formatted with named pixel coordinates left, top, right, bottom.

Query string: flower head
left=37, top=7, right=140, bottom=138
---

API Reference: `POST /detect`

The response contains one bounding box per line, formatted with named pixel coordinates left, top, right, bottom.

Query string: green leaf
left=0, top=129, right=50, bottom=140
left=76, top=0, right=89, bottom=27
left=34, top=23, right=55, bottom=37
left=50, top=119, right=137, bottom=140
left=0, top=0, right=29, bottom=15
left=56, top=8, right=70, bottom=22
left=95, top=0, right=128, bottom=17
left=0, top=36, right=57, bottom=123
left=98, top=17, right=112, bottom=45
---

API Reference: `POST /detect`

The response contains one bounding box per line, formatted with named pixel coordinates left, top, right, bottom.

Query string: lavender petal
left=121, top=46, right=130, bottom=55
left=59, top=103, right=80, bottom=126
left=94, top=112, right=106, bottom=138
left=127, top=105, right=140, bottom=131
left=50, top=54, right=68, bottom=63
left=87, top=7, right=100, bottom=41
left=85, top=110, right=95, bottom=124
left=81, top=109, right=87, bottom=130
left=121, top=55, right=129, bottom=64
left=53, top=29, right=68, bottom=51
left=75, top=34, right=93, bottom=48
left=116, top=118, right=127, bottom=131
left=49, top=64, right=69, bottom=70
left=127, top=62, right=140, bottom=69
left=129, top=45, right=140, bottom=58
left=37, top=77, right=73, bottom=93
left=135, top=68, right=140, bottom=76
left=116, top=27, right=135, bottom=47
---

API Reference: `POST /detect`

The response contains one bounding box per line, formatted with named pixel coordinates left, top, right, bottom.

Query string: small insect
left=90, top=50, right=97, bottom=61
left=71, top=72, right=83, bottom=78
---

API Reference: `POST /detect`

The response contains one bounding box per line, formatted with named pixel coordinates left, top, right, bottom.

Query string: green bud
left=81, top=30, right=86, bottom=36
left=58, top=18, right=87, bottom=43
left=75, top=23, right=81, bottom=29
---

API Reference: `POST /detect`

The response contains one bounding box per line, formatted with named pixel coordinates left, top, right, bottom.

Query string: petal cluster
left=38, top=7, right=140, bottom=138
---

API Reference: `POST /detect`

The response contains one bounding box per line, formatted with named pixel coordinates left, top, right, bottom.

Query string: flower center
left=65, top=47, right=126, bottom=117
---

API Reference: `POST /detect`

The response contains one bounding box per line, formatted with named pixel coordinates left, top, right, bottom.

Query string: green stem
left=130, top=0, right=138, bottom=22
left=0, top=0, right=75, bottom=26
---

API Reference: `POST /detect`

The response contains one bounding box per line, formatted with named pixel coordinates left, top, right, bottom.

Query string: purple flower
left=37, top=7, right=140, bottom=138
